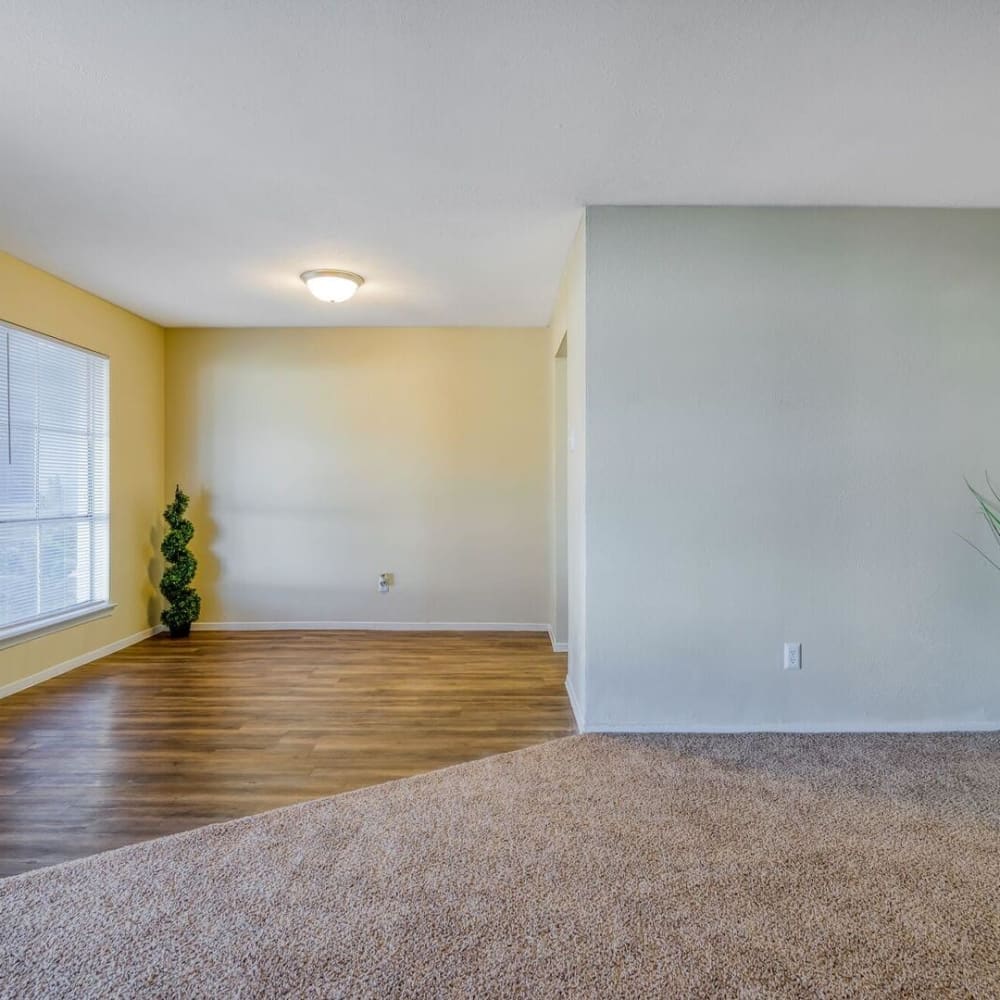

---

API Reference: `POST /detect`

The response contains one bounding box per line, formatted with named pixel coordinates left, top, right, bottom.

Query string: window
left=0, top=322, right=110, bottom=642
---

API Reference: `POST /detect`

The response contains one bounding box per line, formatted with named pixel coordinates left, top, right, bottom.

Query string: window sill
left=0, top=602, right=118, bottom=651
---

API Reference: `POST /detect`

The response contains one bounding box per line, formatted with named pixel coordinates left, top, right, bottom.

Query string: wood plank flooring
left=0, top=630, right=573, bottom=877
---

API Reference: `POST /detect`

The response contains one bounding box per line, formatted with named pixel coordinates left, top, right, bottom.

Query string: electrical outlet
left=377, top=572, right=393, bottom=593
left=783, top=642, right=802, bottom=671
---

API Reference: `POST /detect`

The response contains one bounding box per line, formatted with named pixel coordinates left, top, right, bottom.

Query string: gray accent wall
left=581, top=207, right=1000, bottom=730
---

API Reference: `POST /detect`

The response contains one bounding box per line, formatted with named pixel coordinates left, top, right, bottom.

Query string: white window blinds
left=0, top=322, right=110, bottom=636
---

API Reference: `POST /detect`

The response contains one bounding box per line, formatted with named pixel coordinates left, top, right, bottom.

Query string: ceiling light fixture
left=300, top=269, right=364, bottom=303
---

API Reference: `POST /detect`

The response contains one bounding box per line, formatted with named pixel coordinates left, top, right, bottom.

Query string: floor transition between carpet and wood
left=2, top=731, right=997, bottom=997
left=0, top=629, right=574, bottom=876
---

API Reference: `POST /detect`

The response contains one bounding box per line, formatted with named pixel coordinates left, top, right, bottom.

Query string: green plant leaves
left=159, top=483, right=201, bottom=629
left=962, top=475, right=1000, bottom=573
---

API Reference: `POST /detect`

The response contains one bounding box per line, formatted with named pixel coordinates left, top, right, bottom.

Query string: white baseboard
left=547, top=626, right=568, bottom=653
left=0, top=625, right=162, bottom=700
left=581, top=719, right=1000, bottom=734
left=191, top=620, right=550, bottom=633
left=565, top=675, right=585, bottom=732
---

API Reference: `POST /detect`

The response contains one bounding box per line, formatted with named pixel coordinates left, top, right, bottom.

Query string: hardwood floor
left=0, top=630, right=573, bottom=878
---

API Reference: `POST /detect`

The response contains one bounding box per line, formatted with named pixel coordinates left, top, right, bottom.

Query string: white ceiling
left=2, top=1, right=1000, bottom=328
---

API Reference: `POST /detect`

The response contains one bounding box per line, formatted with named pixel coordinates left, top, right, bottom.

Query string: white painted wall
left=583, top=207, right=1000, bottom=731
left=549, top=220, right=587, bottom=723
left=549, top=349, right=568, bottom=649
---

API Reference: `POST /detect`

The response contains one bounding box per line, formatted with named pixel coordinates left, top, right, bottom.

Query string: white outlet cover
left=783, top=642, right=802, bottom=671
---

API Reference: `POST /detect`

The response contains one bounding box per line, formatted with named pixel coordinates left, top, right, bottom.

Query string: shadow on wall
left=146, top=525, right=161, bottom=629
left=190, top=489, right=220, bottom=621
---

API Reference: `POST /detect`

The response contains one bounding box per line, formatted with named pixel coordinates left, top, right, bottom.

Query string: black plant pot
left=168, top=623, right=191, bottom=639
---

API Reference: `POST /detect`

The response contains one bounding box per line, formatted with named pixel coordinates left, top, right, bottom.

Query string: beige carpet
left=2, top=733, right=998, bottom=998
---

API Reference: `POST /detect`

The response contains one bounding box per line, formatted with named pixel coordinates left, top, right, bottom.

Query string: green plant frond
left=971, top=492, right=1000, bottom=545
left=965, top=477, right=996, bottom=506
left=985, top=471, right=1000, bottom=505
left=969, top=487, right=1000, bottom=520
left=958, top=533, right=1000, bottom=573
left=964, top=475, right=1000, bottom=574
left=984, top=511, right=1000, bottom=549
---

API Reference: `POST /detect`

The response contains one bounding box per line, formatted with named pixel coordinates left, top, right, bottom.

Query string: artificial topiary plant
left=160, top=485, right=201, bottom=638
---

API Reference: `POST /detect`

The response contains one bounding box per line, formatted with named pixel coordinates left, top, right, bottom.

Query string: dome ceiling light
left=300, top=269, right=364, bottom=303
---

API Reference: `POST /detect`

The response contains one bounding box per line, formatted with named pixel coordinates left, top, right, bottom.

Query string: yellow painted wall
left=165, top=326, right=550, bottom=626
left=0, top=253, right=165, bottom=690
